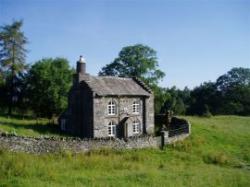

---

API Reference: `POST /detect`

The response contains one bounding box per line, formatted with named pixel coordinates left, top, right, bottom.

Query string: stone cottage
left=59, top=56, right=154, bottom=138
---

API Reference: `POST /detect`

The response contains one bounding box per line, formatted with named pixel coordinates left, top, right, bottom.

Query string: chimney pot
left=77, top=55, right=86, bottom=74
left=79, top=55, right=85, bottom=63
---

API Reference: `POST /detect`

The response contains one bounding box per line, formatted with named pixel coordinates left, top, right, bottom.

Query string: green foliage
left=151, top=85, right=171, bottom=114
left=26, top=58, right=73, bottom=118
left=216, top=67, right=250, bottom=91
left=187, top=82, right=219, bottom=115
left=156, top=67, right=250, bottom=116
left=215, top=68, right=250, bottom=115
left=159, top=86, right=190, bottom=115
left=0, top=116, right=250, bottom=186
left=0, top=20, right=28, bottom=115
left=174, top=97, right=186, bottom=115
left=202, top=104, right=212, bottom=117
left=99, top=44, right=165, bottom=86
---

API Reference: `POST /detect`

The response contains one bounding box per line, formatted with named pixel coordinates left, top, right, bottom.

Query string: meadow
left=0, top=115, right=67, bottom=137
left=0, top=115, right=250, bottom=187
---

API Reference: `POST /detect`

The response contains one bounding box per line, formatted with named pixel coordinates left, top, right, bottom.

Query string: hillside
left=0, top=115, right=250, bottom=186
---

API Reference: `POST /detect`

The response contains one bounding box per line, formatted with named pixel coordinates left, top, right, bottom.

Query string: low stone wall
left=0, top=130, right=190, bottom=154
left=0, top=133, right=160, bottom=154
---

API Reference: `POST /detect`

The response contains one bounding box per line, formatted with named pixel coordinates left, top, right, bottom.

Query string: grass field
left=0, top=115, right=250, bottom=187
left=0, top=115, right=67, bottom=137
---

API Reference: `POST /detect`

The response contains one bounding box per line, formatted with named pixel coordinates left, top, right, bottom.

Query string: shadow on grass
left=0, top=113, right=36, bottom=120
left=0, top=120, right=70, bottom=137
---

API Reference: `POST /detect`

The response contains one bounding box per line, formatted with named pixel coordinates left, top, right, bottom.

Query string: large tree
left=160, top=86, right=191, bottom=115
left=0, top=20, right=28, bottom=115
left=216, top=67, right=250, bottom=92
left=26, top=58, right=73, bottom=119
left=216, top=68, right=250, bottom=115
left=187, top=82, right=220, bottom=116
left=99, top=44, right=165, bottom=86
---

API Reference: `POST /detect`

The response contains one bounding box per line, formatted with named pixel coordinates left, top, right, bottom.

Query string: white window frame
left=133, top=120, right=140, bottom=134
left=61, top=119, right=66, bottom=131
left=132, top=100, right=140, bottom=114
left=108, top=121, right=116, bottom=137
left=107, top=100, right=116, bottom=115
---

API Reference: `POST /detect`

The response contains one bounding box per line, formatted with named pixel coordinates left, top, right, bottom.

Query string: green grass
left=0, top=115, right=67, bottom=137
left=0, top=115, right=250, bottom=186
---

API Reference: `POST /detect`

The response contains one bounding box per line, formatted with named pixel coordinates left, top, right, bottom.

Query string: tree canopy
left=215, top=68, right=250, bottom=115
left=26, top=58, right=73, bottom=118
left=99, top=44, right=165, bottom=86
left=216, top=67, right=250, bottom=92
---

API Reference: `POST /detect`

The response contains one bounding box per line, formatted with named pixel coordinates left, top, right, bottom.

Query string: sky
left=0, top=0, right=249, bottom=89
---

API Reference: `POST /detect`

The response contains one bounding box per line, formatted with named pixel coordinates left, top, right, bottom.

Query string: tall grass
left=0, top=115, right=250, bottom=186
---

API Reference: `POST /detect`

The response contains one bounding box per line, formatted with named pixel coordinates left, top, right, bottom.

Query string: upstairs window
left=108, top=121, right=116, bottom=137
left=133, top=120, right=141, bottom=134
left=108, top=100, right=117, bottom=115
left=132, top=100, right=140, bottom=114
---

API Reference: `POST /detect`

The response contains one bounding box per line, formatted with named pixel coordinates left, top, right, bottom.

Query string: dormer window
left=132, top=100, right=140, bottom=114
left=108, top=100, right=116, bottom=115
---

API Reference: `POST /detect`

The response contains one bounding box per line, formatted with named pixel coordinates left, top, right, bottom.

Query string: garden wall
left=0, top=132, right=190, bottom=154
left=0, top=134, right=160, bottom=154
left=0, top=118, right=191, bottom=154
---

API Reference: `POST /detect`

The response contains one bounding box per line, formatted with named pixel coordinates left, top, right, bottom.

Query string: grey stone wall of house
left=145, top=95, right=154, bottom=135
left=79, top=82, right=94, bottom=138
left=62, top=80, right=93, bottom=138
left=93, top=96, right=145, bottom=138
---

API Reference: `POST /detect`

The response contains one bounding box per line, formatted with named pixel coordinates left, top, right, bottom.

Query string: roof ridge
left=96, top=75, right=132, bottom=80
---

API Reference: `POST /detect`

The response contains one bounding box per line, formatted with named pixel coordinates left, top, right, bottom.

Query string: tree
left=187, top=82, right=220, bottom=115
left=216, top=67, right=250, bottom=92
left=26, top=58, right=73, bottom=119
left=0, top=71, right=7, bottom=112
left=173, top=97, right=186, bottom=115
left=216, top=67, right=250, bottom=115
left=152, top=85, right=171, bottom=114
left=218, top=85, right=250, bottom=115
left=0, top=20, right=28, bottom=115
left=99, top=44, right=165, bottom=86
left=160, top=86, right=190, bottom=115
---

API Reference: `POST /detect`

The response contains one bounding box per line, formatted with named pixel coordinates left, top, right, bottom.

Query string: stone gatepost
left=160, top=129, right=169, bottom=150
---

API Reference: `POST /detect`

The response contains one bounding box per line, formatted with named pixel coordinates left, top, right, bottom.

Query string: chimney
left=76, top=55, right=86, bottom=74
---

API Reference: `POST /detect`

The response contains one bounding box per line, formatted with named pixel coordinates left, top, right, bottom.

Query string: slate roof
left=81, top=76, right=151, bottom=96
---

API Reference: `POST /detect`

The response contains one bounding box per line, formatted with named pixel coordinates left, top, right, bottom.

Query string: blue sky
left=1, top=0, right=249, bottom=89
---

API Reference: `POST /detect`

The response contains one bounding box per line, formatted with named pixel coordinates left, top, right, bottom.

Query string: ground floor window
left=133, top=120, right=141, bottom=134
left=108, top=121, right=116, bottom=137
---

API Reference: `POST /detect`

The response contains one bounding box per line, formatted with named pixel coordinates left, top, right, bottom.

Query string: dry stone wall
left=0, top=123, right=190, bottom=154
left=0, top=133, right=161, bottom=154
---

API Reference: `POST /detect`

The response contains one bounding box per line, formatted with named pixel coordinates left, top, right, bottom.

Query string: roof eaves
left=132, top=77, right=152, bottom=94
